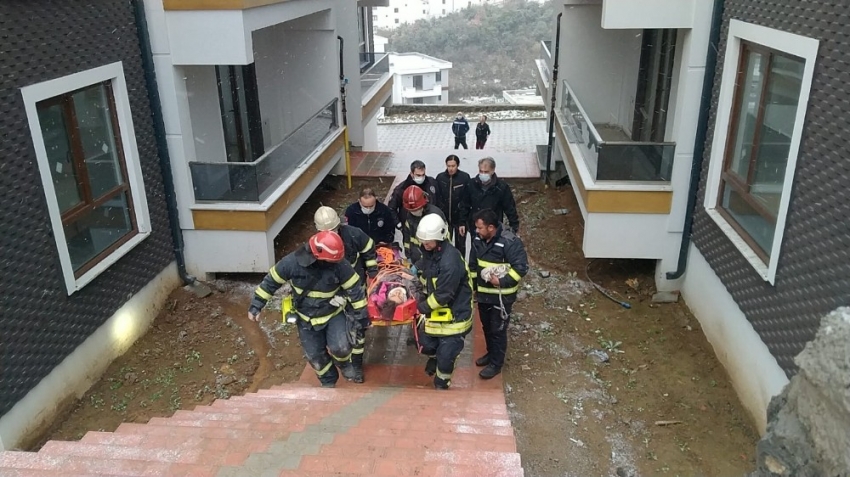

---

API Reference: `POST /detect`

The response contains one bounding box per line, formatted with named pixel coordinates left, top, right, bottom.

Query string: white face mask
left=412, top=175, right=426, bottom=185
left=478, top=173, right=492, bottom=183
left=410, top=208, right=424, bottom=217
left=361, top=206, right=375, bottom=215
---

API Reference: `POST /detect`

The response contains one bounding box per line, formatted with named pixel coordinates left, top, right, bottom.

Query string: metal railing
left=560, top=80, right=674, bottom=182
left=360, top=52, right=389, bottom=97
left=189, top=99, right=339, bottom=202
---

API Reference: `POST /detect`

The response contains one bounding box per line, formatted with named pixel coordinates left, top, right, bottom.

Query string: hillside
left=385, top=0, right=553, bottom=101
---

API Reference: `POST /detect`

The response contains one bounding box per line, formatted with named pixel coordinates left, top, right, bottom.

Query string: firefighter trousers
left=478, top=302, right=512, bottom=369
left=417, top=322, right=466, bottom=388
left=296, top=314, right=353, bottom=386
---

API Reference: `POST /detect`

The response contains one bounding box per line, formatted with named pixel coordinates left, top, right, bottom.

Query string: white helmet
left=314, top=206, right=340, bottom=231
left=416, top=214, right=447, bottom=241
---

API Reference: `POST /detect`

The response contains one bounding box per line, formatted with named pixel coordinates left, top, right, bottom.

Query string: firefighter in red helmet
left=400, top=185, right=446, bottom=264
left=248, top=231, right=368, bottom=388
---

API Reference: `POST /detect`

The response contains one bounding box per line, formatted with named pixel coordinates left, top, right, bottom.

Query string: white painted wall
left=681, top=245, right=789, bottom=434
left=558, top=4, right=642, bottom=130
left=253, top=17, right=339, bottom=146
left=0, top=263, right=180, bottom=451
left=363, top=114, right=379, bottom=150
left=185, top=66, right=226, bottom=163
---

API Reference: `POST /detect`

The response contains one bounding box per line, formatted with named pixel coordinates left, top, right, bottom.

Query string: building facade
left=374, top=0, right=502, bottom=30
left=389, top=53, right=452, bottom=104
left=0, top=0, right=181, bottom=450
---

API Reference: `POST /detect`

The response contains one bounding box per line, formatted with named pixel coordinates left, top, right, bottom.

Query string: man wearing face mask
left=387, top=160, right=442, bottom=227
left=459, top=157, right=520, bottom=235
left=344, top=188, right=396, bottom=245
left=400, top=185, right=446, bottom=265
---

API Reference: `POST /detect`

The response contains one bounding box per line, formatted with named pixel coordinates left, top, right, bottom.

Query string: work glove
left=329, top=295, right=347, bottom=308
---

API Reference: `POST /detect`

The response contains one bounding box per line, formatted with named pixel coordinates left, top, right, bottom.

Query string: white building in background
left=503, top=88, right=544, bottom=106
left=389, top=52, right=452, bottom=104
left=374, top=0, right=503, bottom=30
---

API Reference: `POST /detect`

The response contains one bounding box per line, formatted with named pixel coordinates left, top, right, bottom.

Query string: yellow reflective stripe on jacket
left=291, top=285, right=339, bottom=298
left=341, top=273, right=360, bottom=290
left=424, top=317, right=473, bottom=336
left=477, top=259, right=522, bottom=283
left=508, top=268, right=522, bottom=282
left=296, top=307, right=344, bottom=326
left=255, top=287, right=273, bottom=300
left=477, top=285, right=519, bottom=295
left=470, top=271, right=478, bottom=278
left=365, top=259, right=378, bottom=268
left=426, top=294, right=443, bottom=309
left=477, top=259, right=503, bottom=268
left=360, top=238, right=374, bottom=254
left=410, top=237, right=421, bottom=245
left=350, top=298, right=367, bottom=310
left=269, top=267, right=285, bottom=284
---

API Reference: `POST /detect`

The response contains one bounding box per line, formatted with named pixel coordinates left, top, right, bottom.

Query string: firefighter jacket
left=339, top=224, right=378, bottom=280
left=401, top=204, right=446, bottom=265
left=343, top=200, right=395, bottom=245
left=387, top=175, right=443, bottom=224
left=249, top=246, right=367, bottom=329
left=459, top=173, right=520, bottom=232
left=435, top=169, right=471, bottom=227
left=469, top=225, right=529, bottom=305
left=414, top=242, right=474, bottom=337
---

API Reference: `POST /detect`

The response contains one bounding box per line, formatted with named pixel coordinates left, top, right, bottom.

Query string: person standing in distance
left=435, top=155, right=471, bottom=257
left=387, top=160, right=441, bottom=227
left=451, top=112, right=470, bottom=150
left=475, top=115, right=491, bottom=150
left=469, top=209, right=529, bottom=379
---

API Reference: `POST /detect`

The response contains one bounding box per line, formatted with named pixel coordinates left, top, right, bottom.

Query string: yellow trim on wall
left=554, top=115, right=672, bottom=214
left=163, top=0, right=291, bottom=10
left=362, top=77, right=393, bottom=122
left=191, top=133, right=344, bottom=231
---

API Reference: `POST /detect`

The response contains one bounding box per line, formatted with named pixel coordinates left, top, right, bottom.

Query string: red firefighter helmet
left=402, top=185, right=428, bottom=210
left=308, top=231, right=345, bottom=262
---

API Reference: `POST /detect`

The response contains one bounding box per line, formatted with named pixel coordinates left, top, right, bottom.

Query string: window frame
left=703, top=20, right=818, bottom=284
left=21, top=62, right=152, bottom=295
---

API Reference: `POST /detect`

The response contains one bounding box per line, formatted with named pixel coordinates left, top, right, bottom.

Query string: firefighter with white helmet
left=313, top=205, right=377, bottom=383
left=412, top=214, right=474, bottom=389
left=248, top=231, right=368, bottom=388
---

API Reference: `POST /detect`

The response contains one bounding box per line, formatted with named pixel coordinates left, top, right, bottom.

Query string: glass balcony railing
left=360, top=52, right=389, bottom=97
left=539, top=41, right=552, bottom=79
left=560, top=80, right=674, bottom=182
left=189, top=99, right=339, bottom=203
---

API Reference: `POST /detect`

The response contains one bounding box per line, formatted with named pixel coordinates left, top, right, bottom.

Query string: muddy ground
left=38, top=176, right=758, bottom=476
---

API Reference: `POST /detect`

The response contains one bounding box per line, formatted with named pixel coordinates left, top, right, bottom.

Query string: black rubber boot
left=339, top=362, right=358, bottom=382
left=479, top=364, right=501, bottom=380
left=320, top=382, right=336, bottom=388
left=434, top=376, right=450, bottom=390
left=350, top=355, right=364, bottom=383
left=424, top=357, right=437, bottom=377
left=475, top=354, right=490, bottom=367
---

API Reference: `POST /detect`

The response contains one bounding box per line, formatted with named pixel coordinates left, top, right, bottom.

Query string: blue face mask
left=478, top=173, right=491, bottom=183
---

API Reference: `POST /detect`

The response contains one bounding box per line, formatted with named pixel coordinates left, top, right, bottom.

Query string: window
left=215, top=65, right=264, bottom=163
left=704, top=20, right=818, bottom=284
left=413, top=75, right=423, bottom=89
left=436, top=71, right=442, bottom=83
left=394, top=18, right=399, bottom=24
left=442, top=9, right=446, bottom=14
left=413, top=97, right=424, bottom=104
left=394, top=7, right=399, bottom=12
left=373, top=14, right=378, bottom=21
left=21, top=63, right=152, bottom=294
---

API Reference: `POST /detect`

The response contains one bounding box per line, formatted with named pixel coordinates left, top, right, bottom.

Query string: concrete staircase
left=0, top=322, right=524, bottom=476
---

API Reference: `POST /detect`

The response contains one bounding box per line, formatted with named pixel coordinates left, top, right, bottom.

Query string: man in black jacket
left=387, top=160, right=441, bottom=226
left=460, top=157, right=520, bottom=234
left=248, top=231, right=368, bottom=388
left=344, top=188, right=395, bottom=245
left=451, top=112, right=470, bottom=149
left=435, top=154, right=471, bottom=256
left=413, top=214, right=474, bottom=390
left=469, top=209, right=529, bottom=379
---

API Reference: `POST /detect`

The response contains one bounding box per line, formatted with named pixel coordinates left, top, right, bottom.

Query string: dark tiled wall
left=692, top=0, right=850, bottom=376
left=0, top=1, right=174, bottom=416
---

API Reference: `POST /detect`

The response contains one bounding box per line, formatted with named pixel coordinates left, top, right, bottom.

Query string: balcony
left=600, top=0, right=696, bottom=29
left=560, top=80, right=674, bottom=182
left=402, top=84, right=442, bottom=99
left=534, top=40, right=552, bottom=104
left=189, top=99, right=339, bottom=203
left=360, top=53, right=393, bottom=121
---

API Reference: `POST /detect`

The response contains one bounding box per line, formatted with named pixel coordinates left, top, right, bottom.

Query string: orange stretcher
left=366, top=245, right=419, bottom=326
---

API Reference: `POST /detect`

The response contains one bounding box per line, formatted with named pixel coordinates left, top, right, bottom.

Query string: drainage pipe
left=338, top=35, right=352, bottom=189
left=131, top=0, right=195, bottom=285
left=666, top=0, right=725, bottom=280
left=544, top=13, right=563, bottom=185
